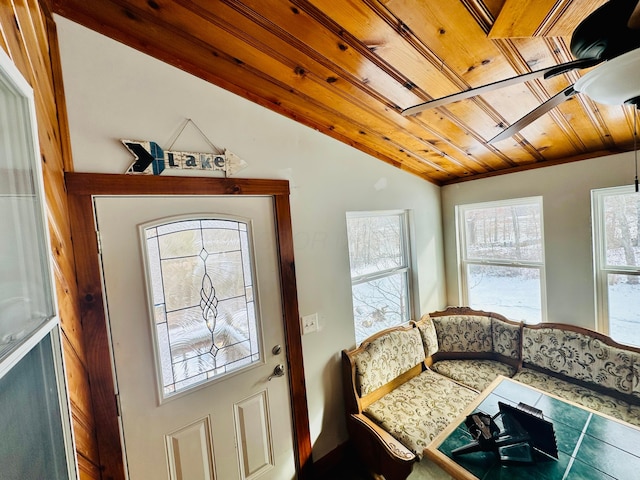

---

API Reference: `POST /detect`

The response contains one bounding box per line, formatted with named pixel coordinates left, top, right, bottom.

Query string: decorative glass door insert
left=141, top=216, right=262, bottom=401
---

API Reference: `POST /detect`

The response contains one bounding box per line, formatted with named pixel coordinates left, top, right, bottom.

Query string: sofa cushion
left=431, top=359, right=516, bottom=391
left=512, top=368, right=631, bottom=422
left=492, top=317, right=521, bottom=360
left=522, top=327, right=634, bottom=396
left=364, top=369, right=478, bottom=457
left=415, top=314, right=439, bottom=357
left=433, top=314, right=492, bottom=353
left=353, top=328, right=425, bottom=396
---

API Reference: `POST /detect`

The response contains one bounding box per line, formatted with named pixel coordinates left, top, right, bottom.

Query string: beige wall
left=54, top=16, right=446, bottom=460
left=442, top=152, right=637, bottom=330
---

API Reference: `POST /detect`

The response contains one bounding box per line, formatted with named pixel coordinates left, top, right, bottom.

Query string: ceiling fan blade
left=542, top=57, right=602, bottom=79
left=488, top=85, right=577, bottom=144
left=401, top=58, right=597, bottom=117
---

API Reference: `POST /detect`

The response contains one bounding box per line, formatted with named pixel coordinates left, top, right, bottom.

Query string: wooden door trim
left=65, top=172, right=312, bottom=480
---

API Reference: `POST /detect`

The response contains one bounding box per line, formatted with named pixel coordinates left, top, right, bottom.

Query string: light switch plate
left=301, top=313, right=318, bottom=334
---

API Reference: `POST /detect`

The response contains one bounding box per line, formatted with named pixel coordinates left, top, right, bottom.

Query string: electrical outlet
left=301, top=313, right=318, bottom=335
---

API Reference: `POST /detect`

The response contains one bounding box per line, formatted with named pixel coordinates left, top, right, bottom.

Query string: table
left=424, top=376, right=640, bottom=480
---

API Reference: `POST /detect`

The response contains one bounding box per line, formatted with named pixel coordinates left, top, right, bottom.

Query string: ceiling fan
left=402, top=0, right=640, bottom=144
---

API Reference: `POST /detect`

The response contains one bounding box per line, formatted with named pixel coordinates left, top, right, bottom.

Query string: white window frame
left=591, top=185, right=640, bottom=337
left=346, top=210, right=414, bottom=344
left=456, top=196, right=547, bottom=323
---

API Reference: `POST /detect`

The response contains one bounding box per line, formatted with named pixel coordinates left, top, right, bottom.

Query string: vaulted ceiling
left=51, top=0, right=639, bottom=185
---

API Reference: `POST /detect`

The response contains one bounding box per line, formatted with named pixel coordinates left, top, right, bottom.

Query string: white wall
left=54, top=17, right=446, bottom=460
left=442, top=152, right=637, bottom=330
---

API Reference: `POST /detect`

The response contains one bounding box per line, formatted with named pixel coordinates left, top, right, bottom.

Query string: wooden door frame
left=65, top=172, right=312, bottom=480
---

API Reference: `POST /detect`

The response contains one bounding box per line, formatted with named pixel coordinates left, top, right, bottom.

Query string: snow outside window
left=457, top=197, right=546, bottom=324
left=592, top=186, right=640, bottom=347
left=346, top=211, right=413, bottom=345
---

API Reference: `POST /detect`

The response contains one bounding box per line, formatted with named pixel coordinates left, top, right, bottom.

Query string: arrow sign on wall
left=122, top=139, right=248, bottom=176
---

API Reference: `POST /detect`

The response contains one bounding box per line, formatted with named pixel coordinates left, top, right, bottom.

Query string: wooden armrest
left=347, top=413, right=416, bottom=480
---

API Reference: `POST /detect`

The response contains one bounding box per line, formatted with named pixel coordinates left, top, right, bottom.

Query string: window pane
left=347, top=214, right=404, bottom=277
left=607, top=273, right=640, bottom=346
left=463, top=203, right=542, bottom=262
left=467, top=264, right=541, bottom=323
left=352, top=272, right=408, bottom=344
left=144, top=218, right=260, bottom=399
left=0, top=334, right=69, bottom=480
left=0, top=69, right=54, bottom=356
left=602, top=194, right=640, bottom=267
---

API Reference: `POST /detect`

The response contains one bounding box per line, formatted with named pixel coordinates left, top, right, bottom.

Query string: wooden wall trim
left=274, top=193, right=313, bottom=478
left=64, top=172, right=290, bottom=196
left=65, top=188, right=123, bottom=480
left=65, top=172, right=312, bottom=479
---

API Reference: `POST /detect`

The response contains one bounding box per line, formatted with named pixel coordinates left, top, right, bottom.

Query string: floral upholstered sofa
left=342, top=306, right=640, bottom=480
left=341, top=322, right=478, bottom=480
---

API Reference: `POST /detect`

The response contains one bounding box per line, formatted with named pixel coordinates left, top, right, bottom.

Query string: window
left=141, top=217, right=262, bottom=400
left=457, top=197, right=545, bottom=323
left=592, top=186, right=640, bottom=347
left=346, top=211, right=413, bottom=344
left=0, top=48, right=76, bottom=479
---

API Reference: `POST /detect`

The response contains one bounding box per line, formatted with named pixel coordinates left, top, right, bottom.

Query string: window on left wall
left=346, top=210, right=413, bottom=345
left=0, top=48, right=76, bottom=479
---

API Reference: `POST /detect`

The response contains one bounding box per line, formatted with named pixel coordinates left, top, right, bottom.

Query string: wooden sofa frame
left=341, top=324, right=421, bottom=480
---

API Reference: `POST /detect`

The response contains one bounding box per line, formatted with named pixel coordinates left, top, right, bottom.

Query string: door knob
left=268, top=364, right=285, bottom=381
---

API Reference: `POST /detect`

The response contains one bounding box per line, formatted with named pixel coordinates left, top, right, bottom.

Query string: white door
left=94, top=195, right=296, bottom=480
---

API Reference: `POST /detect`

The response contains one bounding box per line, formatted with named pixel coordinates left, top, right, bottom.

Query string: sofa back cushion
left=492, top=317, right=521, bottom=360
left=353, top=327, right=425, bottom=396
left=432, top=314, right=492, bottom=353
left=415, top=314, right=439, bottom=357
left=522, top=326, right=634, bottom=395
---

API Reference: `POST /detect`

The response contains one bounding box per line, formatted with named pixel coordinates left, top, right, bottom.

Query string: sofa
left=341, top=306, right=640, bottom=480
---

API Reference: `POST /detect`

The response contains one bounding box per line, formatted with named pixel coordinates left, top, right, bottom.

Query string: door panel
left=94, top=195, right=295, bottom=480
left=165, top=416, right=215, bottom=480
left=234, top=391, right=273, bottom=479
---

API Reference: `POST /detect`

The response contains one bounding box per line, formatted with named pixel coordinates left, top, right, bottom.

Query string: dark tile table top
left=435, top=378, right=640, bottom=480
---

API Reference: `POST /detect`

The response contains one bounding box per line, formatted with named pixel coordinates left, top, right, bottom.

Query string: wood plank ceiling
left=51, top=0, right=638, bottom=185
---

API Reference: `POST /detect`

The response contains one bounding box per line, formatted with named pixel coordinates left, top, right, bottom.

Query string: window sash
left=592, top=186, right=640, bottom=339
left=458, top=197, right=544, bottom=264
left=0, top=47, right=76, bottom=479
left=457, top=197, right=546, bottom=323
left=346, top=211, right=413, bottom=344
left=351, top=265, right=410, bottom=285
left=346, top=210, right=409, bottom=278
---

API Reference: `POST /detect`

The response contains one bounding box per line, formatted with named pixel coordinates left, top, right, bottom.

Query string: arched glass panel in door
left=141, top=217, right=261, bottom=401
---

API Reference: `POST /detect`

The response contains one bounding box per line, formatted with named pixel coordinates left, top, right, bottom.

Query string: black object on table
left=452, top=401, right=558, bottom=463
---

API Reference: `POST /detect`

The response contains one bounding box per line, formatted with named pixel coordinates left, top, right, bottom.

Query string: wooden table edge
left=423, top=375, right=506, bottom=480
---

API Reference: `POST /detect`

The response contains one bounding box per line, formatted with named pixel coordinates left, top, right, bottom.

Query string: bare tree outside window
left=458, top=198, right=545, bottom=323
left=346, top=212, right=412, bottom=345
